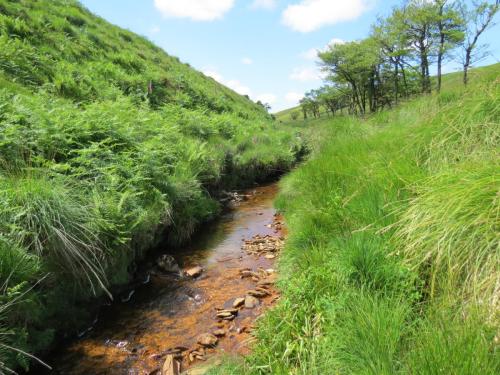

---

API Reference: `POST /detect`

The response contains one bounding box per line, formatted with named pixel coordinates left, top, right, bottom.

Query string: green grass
left=0, top=0, right=307, bottom=370
left=212, top=64, right=500, bottom=374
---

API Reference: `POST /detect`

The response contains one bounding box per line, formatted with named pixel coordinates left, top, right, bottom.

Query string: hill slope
left=0, top=0, right=306, bottom=370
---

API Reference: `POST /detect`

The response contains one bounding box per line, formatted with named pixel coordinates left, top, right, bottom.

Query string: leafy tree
left=434, top=0, right=465, bottom=92
left=402, top=0, right=440, bottom=94
left=319, top=38, right=381, bottom=114
left=372, top=13, right=412, bottom=103
left=458, top=0, right=499, bottom=85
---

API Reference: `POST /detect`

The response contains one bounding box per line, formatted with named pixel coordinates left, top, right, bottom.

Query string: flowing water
left=44, top=184, right=283, bottom=375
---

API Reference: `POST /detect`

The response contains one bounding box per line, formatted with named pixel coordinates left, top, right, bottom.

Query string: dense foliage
left=0, top=0, right=306, bottom=371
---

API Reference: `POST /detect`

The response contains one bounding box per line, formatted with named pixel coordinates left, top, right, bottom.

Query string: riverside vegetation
left=215, top=64, right=500, bottom=374
left=0, top=0, right=306, bottom=371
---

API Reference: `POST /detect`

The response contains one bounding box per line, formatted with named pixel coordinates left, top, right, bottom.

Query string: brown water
left=45, top=184, right=283, bottom=375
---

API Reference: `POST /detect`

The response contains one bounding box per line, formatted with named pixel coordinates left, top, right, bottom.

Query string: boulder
left=157, top=255, right=180, bottom=274
left=244, top=295, right=259, bottom=309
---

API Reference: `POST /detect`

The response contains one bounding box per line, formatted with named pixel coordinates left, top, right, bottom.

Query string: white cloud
left=226, top=79, right=252, bottom=96
left=328, top=38, right=345, bottom=47
left=203, top=69, right=224, bottom=82
left=154, top=0, right=235, bottom=21
left=285, top=91, right=303, bottom=103
left=256, top=93, right=277, bottom=104
left=203, top=68, right=277, bottom=109
left=241, top=57, right=253, bottom=65
left=300, top=48, right=319, bottom=60
left=282, top=0, right=371, bottom=32
left=301, top=38, right=345, bottom=61
left=290, top=67, right=321, bottom=82
left=251, top=0, right=277, bottom=10
left=149, top=25, right=161, bottom=34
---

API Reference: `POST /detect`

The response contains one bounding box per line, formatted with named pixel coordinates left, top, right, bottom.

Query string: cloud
left=282, top=0, right=371, bottom=32
left=203, top=68, right=277, bottom=109
left=300, top=48, right=319, bottom=60
left=204, top=69, right=252, bottom=95
left=285, top=91, right=303, bottom=103
left=256, top=93, right=277, bottom=104
left=203, top=69, right=224, bottom=82
left=241, top=57, right=253, bottom=65
left=290, top=67, right=321, bottom=82
left=149, top=25, right=161, bottom=34
left=226, top=79, right=252, bottom=96
left=154, top=0, right=235, bottom=21
left=251, top=0, right=277, bottom=10
left=301, top=38, right=345, bottom=61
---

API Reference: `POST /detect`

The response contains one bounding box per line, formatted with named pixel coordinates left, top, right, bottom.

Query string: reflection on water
left=44, top=184, right=282, bottom=375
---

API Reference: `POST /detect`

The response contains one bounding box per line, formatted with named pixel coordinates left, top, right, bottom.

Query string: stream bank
left=37, top=183, right=285, bottom=375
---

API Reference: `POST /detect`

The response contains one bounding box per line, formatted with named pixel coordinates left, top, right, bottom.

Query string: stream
left=42, top=183, right=284, bottom=375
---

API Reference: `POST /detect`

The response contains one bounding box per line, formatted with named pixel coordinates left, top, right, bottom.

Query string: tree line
left=298, top=0, right=499, bottom=119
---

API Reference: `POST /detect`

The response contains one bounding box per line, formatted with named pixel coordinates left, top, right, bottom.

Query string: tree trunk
left=394, top=61, right=399, bottom=105
left=463, top=49, right=471, bottom=85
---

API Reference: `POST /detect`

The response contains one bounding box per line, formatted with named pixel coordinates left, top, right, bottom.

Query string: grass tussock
left=212, top=65, right=500, bottom=374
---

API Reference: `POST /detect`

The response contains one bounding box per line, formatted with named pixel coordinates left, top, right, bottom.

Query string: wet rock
left=212, top=329, right=226, bottom=337
left=255, top=287, right=271, bottom=295
left=233, top=297, right=245, bottom=308
left=216, top=311, right=234, bottom=319
left=247, top=290, right=267, bottom=298
left=197, top=333, right=218, bottom=347
left=185, top=266, right=203, bottom=278
left=157, top=255, right=180, bottom=274
left=244, top=295, right=259, bottom=309
left=161, top=354, right=180, bottom=375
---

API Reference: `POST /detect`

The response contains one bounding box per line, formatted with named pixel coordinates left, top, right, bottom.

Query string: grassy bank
left=214, top=65, right=499, bottom=374
left=0, top=0, right=306, bottom=371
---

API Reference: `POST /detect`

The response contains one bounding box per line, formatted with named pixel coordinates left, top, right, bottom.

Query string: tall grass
left=212, top=65, right=500, bottom=374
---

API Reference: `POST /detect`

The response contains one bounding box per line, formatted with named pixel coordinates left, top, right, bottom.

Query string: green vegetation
left=291, top=0, right=498, bottom=120
left=0, top=0, right=306, bottom=371
left=213, top=64, right=499, bottom=374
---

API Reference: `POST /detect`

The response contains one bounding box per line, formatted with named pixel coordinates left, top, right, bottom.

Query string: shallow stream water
left=42, top=183, right=283, bottom=375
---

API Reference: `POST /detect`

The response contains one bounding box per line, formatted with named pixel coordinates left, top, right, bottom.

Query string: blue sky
left=80, top=0, right=500, bottom=111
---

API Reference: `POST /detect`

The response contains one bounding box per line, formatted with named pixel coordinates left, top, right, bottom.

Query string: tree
left=290, top=111, right=299, bottom=121
left=319, top=38, right=381, bottom=114
left=403, top=0, right=440, bottom=94
left=459, top=0, right=499, bottom=85
left=372, top=12, right=412, bottom=103
left=434, top=0, right=465, bottom=92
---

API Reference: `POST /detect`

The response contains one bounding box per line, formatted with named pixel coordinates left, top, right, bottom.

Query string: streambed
left=42, top=184, right=284, bottom=375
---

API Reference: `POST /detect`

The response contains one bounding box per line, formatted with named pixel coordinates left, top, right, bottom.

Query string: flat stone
left=197, top=333, right=218, bottom=347
left=247, top=290, right=267, bottom=298
left=161, top=354, right=180, bottom=375
left=213, top=329, right=226, bottom=337
left=244, top=295, right=259, bottom=309
left=185, top=266, right=203, bottom=278
left=233, top=297, right=245, bottom=308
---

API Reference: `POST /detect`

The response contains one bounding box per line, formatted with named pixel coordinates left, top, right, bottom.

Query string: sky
left=80, top=0, right=500, bottom=112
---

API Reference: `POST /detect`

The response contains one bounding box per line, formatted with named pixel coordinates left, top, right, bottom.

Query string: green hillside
left=214, top=64, right=500, bottom=374
left=0, top=0, right=306, bottom=371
